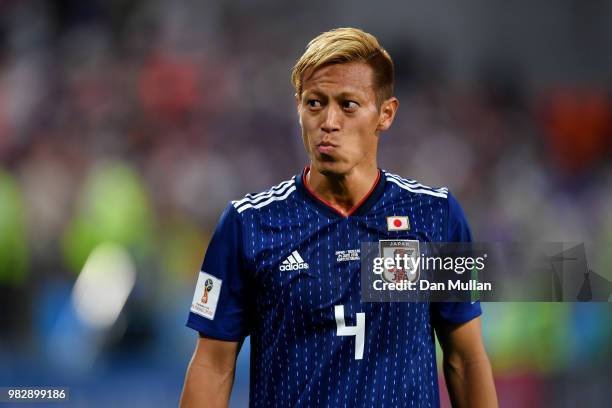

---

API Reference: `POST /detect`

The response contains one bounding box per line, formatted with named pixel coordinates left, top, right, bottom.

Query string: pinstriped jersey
left=187, top=167, right=481, bottom=408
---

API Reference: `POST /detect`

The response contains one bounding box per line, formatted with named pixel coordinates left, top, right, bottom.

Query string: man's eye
left=307, top=100, right=322, bottom=108
left=343, top=101, right=358, bottom=110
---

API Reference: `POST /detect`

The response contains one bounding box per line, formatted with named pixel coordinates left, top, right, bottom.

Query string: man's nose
left=321, top=105, right=341, bottom=133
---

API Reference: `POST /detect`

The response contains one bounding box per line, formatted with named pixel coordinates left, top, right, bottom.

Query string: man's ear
left=376, top=97, right=399, bottom=132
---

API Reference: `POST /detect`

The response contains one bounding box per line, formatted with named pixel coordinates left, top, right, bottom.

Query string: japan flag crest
left=387, top=216, right=410, bottom=231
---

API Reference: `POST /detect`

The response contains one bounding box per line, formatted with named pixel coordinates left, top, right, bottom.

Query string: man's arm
left=435, top=316, right=498, bottom=408
left=179, top=335, right=240, bottom=408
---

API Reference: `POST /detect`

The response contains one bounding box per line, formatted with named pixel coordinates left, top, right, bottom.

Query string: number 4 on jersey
left=334, top=305, right=365, bottom=360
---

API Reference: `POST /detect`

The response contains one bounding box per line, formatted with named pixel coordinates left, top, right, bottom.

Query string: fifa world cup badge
left=191, top=272, right=222, bottom=320
left=201, top=278, right=214, bottom=304
left=379, top=240, right=420, bottom=284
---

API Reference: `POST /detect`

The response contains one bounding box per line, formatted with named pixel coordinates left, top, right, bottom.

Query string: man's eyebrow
left=336, top=91, right=363, bottom=100
left=302, top=89, right=327, bottom=99
left=302, top=90, right=365, bottom=100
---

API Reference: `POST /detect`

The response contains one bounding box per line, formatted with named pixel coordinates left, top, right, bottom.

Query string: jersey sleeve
left=186, top=203, right=251, bottom=341
left=430, top=192, right=482, bottom=325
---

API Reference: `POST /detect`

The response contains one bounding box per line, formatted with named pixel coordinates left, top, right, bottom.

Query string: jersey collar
left=295, top=166, right=386, bottom=218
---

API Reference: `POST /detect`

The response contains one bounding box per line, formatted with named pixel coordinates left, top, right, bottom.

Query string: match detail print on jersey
left=191, top=271, right=222, bottom=320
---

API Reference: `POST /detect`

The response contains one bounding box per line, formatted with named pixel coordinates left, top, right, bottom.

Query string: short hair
left=291, top=27, right=394, bottom=107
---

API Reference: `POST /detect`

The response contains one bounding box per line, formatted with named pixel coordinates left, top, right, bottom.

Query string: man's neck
left=305, top=164, right=379, bottom=216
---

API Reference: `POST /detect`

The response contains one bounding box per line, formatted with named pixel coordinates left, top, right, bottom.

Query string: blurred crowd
left=0, top=1, right=611, bottom=406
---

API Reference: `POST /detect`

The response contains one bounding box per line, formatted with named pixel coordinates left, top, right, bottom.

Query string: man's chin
left=312, top=160, right=350, bottom=178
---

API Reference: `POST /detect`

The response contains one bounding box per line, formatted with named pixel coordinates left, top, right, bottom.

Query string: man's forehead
left=301, top=62, right=375, bottom=95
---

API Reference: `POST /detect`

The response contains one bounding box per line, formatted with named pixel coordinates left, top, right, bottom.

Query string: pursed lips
left=317, top=141, right=337, bottom=154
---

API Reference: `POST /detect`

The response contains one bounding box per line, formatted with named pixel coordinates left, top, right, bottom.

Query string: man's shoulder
left=382, top=170, right=449, bottom=200
left=230, top=175, right=297, bottom=215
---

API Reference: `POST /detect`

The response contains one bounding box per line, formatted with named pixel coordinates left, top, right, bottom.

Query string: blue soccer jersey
left=187, top=167, right=481, bottom=408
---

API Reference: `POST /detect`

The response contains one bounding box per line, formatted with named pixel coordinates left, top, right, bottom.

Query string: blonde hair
left=291, top=27, right=394, bottom=107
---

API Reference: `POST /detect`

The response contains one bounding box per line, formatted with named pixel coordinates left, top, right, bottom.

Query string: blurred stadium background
left=0, top=0, right=611, bottom=406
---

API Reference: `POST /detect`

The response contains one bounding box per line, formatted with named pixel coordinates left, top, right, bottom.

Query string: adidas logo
left=279, top=250, right=309, bottom=271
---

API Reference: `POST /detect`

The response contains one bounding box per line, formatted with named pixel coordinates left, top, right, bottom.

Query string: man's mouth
left=317, top=141, right=337, bottom=154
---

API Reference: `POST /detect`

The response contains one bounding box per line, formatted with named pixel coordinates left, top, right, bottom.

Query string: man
left=180, top=27, right=497, bottom=407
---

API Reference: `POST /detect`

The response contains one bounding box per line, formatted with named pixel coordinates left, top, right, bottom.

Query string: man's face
left=297, top=61, right=396, bottom=177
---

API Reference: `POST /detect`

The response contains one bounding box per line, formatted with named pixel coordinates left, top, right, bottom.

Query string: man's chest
left=248, top=213, right=443, bottom=309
